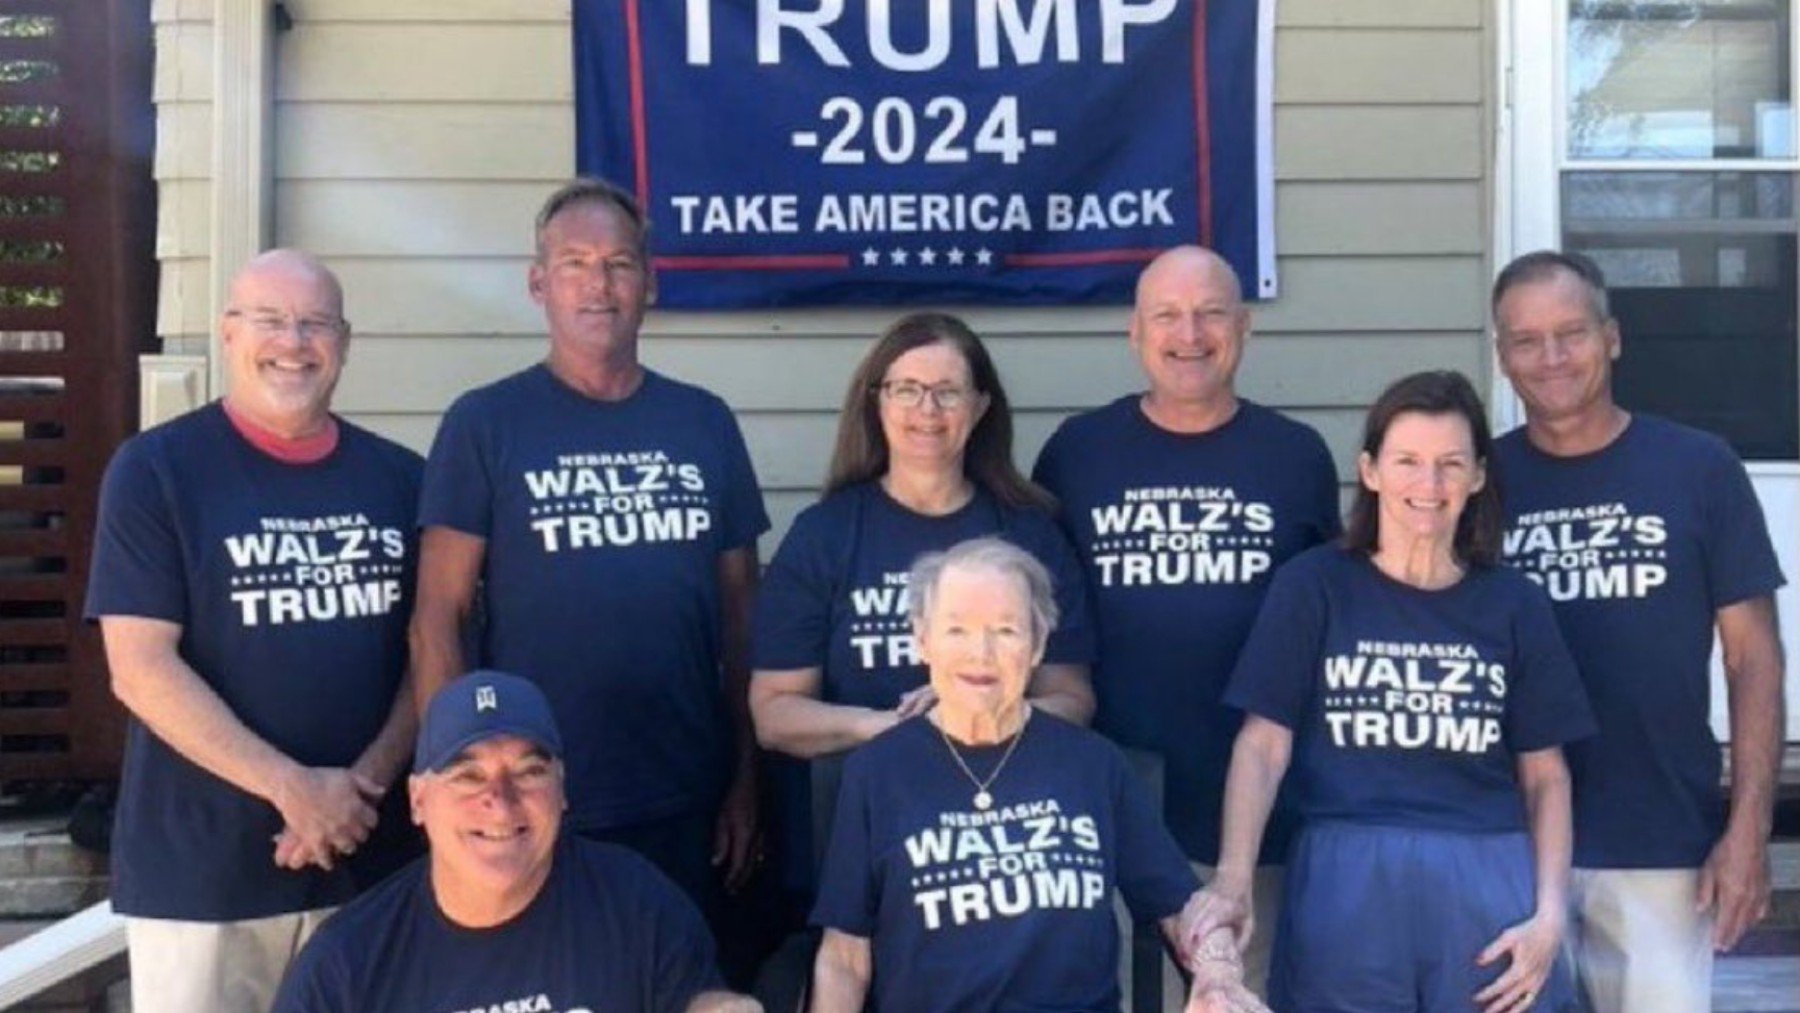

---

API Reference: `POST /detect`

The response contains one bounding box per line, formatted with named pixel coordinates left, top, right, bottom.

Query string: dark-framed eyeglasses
left=876, top=380, right=975, bottom=411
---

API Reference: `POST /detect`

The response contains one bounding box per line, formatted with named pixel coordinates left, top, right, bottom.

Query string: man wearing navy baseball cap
left=274, top=671, right=761, bottom=1012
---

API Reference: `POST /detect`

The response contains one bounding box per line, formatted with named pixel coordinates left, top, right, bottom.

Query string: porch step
left=0, top=817, right=105, bottom=918
left=0, top=817, right=118, bottom=1009
left=1771, top=840, right=1800, bottom=931
left=1716, top=938, right=1800, bottom=1013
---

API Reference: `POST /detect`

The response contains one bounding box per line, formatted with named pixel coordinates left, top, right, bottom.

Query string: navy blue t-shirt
left=812, top=713, right=1196, bottom=1013
left=1033, top=397, right=1339, bottom=863
left=272, top=837, right=723, bottom=1012
left=753, top=480, right=1095, bottom=709
left=1226, top=546, right=1595, bottom=833
left=84, top=404, right=420, bottom=920
left=420, top=366, right=769, bottom=831
left=1494, top=415, right=1784, bottom=867
left=753, top=480, right=1095, bottom=899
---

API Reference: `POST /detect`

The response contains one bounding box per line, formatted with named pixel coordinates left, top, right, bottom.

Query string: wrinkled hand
left=269, top=767, right=382, bottom=871
left=1697, top=828, right=1770, bottom=952
left=1185, top=982, right=1271, bottom=1013
left=1188, top=926, right=1246, bottom=992
left=1474, top=909, right=1563, bottom=1012
left=895, top=685, right=938, bottom=720
left=1184, top=931, right=1270, bottom=1013
left=713, top=765, right=761, bottom=893
left=1180, top=885, right=1253, bottom=962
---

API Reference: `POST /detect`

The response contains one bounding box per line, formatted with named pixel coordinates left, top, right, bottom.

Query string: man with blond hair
left=411, top=179, right=767, bottom=929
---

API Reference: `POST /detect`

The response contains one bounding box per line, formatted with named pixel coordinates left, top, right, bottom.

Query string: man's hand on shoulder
left=270, top=766, right=383, bottom=871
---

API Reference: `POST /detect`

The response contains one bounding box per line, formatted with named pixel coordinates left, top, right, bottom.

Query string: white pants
left=126, top=907, right=336, bottom=1013
left=1568, top=868, right=1712, bottom=1013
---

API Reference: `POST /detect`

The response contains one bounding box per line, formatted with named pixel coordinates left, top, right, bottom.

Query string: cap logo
left=475, top=685, right=499, bottom=713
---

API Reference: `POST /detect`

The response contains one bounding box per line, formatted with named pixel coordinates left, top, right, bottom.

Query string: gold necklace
left=934, top=706, right=1032, bottom=811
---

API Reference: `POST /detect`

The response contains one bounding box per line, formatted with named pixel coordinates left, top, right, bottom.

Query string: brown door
left=0, top=1, right=155, bottom=781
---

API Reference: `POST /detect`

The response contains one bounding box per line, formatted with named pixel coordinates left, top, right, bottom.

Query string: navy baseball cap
left=414, top=670, right=563, bottom=774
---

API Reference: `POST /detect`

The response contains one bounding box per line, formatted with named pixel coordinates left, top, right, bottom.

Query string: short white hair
left=907, top=537, right=1058, bottom=650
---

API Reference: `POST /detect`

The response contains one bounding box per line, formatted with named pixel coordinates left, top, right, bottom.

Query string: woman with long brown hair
left=1194, top=371, right=1593, bottom=1012
left=749, top=312, right=1094, bottom=909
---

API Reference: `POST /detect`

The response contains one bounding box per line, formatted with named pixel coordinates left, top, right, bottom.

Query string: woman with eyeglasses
left=749, top=312, right=1095, bottom=913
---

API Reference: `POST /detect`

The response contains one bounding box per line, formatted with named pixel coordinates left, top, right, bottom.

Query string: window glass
left=1568, top=0, right=1794, bottom=159
left=1563, top=171, right=1798, bottom=458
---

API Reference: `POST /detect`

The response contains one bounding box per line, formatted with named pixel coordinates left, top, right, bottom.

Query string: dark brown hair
left=1342, top=370, right=1503, bottom=567
left=824, top=312, right=1052, bottom=511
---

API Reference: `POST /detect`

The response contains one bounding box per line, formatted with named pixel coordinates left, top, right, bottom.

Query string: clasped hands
left=270, top=766, right=385, bottom=871
left=1176, top=889, right=1270, bottom=1013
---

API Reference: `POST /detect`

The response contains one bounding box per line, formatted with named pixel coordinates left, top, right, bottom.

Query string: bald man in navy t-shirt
left=1033, top=247, right=1340, bottom=999
left=88, top=250, right=421, bottom=1013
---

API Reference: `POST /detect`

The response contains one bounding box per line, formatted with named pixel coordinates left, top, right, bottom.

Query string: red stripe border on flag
left=624, top=0, right=650, bottom=210
left=1004, top=249, right=1164, bottom=268
left=1192, top=0, right=1213, bottom=248
left=654, top=254, right=852, bottom=271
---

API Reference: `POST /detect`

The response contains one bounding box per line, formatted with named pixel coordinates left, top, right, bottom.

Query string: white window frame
left=1497, top=0, right=1800, bottom=740
left=1496, top=0, right=1800, bottom=421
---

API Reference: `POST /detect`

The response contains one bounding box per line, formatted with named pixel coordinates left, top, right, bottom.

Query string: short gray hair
left=907, top=537, right=1058, bottom=650
left=1491, top=249, right=1611, bottom=323
left=534, top=177, right=649, bottom=260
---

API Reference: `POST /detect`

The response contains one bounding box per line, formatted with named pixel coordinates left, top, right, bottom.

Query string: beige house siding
left=151, top=0, right=214, bottom=357
left=151, top=0, right=1494, bottom=547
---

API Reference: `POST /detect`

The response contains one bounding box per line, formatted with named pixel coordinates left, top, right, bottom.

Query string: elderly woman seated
left=807, top=537, right=1264, bottom=1013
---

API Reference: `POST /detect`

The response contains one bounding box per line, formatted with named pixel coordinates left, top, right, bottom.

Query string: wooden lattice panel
left=0, top=1, right=153, bottom=782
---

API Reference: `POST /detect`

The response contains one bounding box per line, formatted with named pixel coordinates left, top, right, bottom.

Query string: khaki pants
left=127, top=907, right=336, bottom=1013
left=1119, top=864, right=1281, bottom=1012
left=1568, top=868, right=1711, bottom=1013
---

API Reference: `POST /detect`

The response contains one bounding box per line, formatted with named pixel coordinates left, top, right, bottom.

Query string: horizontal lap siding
left=151, top=7, right=212, bottom=353
left=154, top=0, right=1494, bottom=547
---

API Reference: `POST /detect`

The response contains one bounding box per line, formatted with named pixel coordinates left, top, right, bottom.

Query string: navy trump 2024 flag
left=573, top=0, right=1276, bottom=308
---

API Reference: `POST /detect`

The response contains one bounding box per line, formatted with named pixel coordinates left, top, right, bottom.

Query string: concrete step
left=0, top=818, right=106, bottom=919
left=1715, top=951, right=1800, bottom=1013
left=1771, top=840, right=1800, bottom=931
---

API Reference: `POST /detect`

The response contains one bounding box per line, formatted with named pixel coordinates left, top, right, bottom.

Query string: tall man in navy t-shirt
left=86, top=250, right=423, bottom=1012
left=1492, top=250, right=1786, bottom=1012
left=412, top=179, right=769, bottom=928
left=1032, top=246, right=1341, bottom=998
